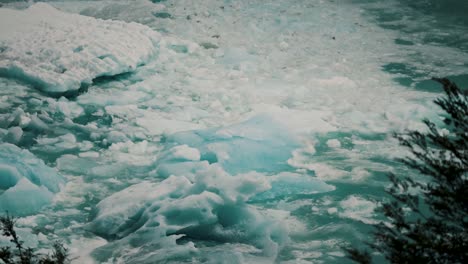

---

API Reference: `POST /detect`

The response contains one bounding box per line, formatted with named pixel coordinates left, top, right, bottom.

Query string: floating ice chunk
left=35, top=133, right=78, bottom=154
left=0, top=3, right=160, bottom=93
left=161, top=145, right=201, bottom=162
left=74, top=140, right=160, bottom=179
left=288, top=147, right=347, bottom=181
left=28, top=115, right=49, bottom=132
left=79, top=89, right=148, bottom=107
left=167, top=114, right=301, bottom=174
left=0, top=164, right=22, bottom=190
left=3, top=126, right=23, bottom=144
left=107, top=140, right=158, bottom=166
left=326, top=139, right=341, bottom=148
left=252, top=172, right=335, bottom=201
left=0, top=178, right=54, bottom=216
left=250, top=105, right=337, bottom=134
left=0, top=143, right=64, bottom=215
left=0, top=108, right=25, bottom=128
left=56, top=154, right=97, bottom=175
left=350, top=167, right=371, bottom=181
left=338, top=196, right=377, bottom=224
left=155, top=160, right=209, bottom=179
left=135, top=111, right=202, bottom=136
left=0, top=144, right=63, bottom=193
left=89, top=164, right=287, bottom=262
left=106, top=130, right=128, bottom=144
left=288, top=159, right=347, bottom=181
left=0, top=109, right=48, bottom=141
left=46, top=97, right=84, bottom=119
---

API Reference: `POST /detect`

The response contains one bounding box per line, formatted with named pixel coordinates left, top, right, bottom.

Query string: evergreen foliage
left=0, top=213, right=69, bottom=264
left=347, top=78, right=468, bottom=263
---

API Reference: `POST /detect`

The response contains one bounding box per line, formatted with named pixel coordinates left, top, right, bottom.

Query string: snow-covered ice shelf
left=0, top=3, right=160, bottom=94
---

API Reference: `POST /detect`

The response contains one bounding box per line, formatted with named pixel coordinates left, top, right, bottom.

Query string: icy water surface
left=0, top=0, right=467, bottom=263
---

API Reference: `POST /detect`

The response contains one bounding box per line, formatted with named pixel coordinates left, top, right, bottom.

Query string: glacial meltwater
left=0, top=0, right=467, bottom=263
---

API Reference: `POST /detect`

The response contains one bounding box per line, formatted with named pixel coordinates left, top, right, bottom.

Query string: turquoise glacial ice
left=0, top=143, right=64, bottom=216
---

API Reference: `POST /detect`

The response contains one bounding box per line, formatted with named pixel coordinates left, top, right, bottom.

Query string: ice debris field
left=0, top=0, right=467, bottom=263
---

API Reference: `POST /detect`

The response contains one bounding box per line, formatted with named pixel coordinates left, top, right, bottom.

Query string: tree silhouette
left=0, top=213, right=69, bottom=264
left=347, top=78, right=468, bottom=263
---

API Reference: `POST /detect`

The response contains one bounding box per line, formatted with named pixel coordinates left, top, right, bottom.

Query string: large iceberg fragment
left=0, top=3, right=160, bottom=93
left=0, top=143, right=64, bottom=216
left=89, top=163, right=287, bottom=263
